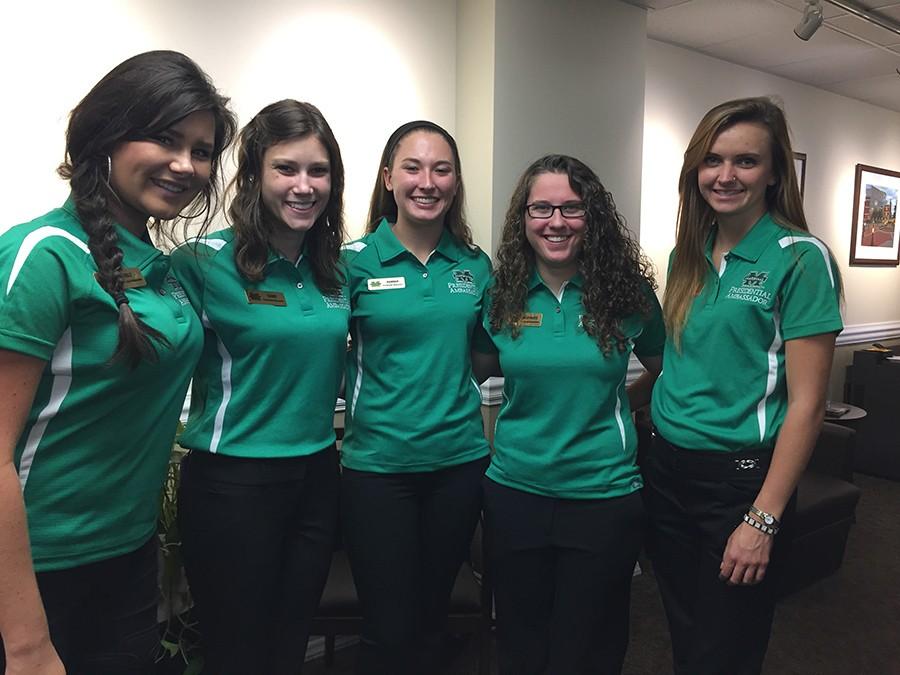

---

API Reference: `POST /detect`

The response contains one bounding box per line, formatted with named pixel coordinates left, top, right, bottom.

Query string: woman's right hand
left=5, top=637, right=65, bottom=675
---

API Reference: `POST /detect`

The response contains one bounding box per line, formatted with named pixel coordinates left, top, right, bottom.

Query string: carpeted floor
left=305, top=474, right=900, bottom=675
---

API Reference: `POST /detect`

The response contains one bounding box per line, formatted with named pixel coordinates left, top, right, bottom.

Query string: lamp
left=795, top=0, right=824, bottom=40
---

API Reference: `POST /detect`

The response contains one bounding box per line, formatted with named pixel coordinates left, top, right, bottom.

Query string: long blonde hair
left=665, top=97, right=808, bottom=347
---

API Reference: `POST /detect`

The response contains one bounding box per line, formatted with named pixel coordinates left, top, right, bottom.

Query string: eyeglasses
left=525, top=202, right=587, bottom=219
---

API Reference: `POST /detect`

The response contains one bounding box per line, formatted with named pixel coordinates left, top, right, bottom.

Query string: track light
left=795, top=0, right=824, bottom=40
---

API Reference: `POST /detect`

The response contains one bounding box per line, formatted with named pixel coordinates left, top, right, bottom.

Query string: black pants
left=340, top=455, right=489, bottom=675
left=178, top=446, right=340, bottom=675
left=0, top=536, right=159, bottom=674
left=642, top=431, right=795, bottom=675
left=483, top=478, right=644, bottom=675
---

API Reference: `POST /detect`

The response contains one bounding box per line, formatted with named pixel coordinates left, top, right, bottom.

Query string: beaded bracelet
left=743, top=513, right=777, bottom=536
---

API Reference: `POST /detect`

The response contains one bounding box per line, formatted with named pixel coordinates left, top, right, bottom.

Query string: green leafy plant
left=157, top=428, right=204, bottom=674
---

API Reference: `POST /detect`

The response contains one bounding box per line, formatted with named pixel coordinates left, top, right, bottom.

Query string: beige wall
left=0, top=0, right=459, bottom=238
left=489, top=0, right=647, bottom=249
left=641, top=39, right=900, bottom=330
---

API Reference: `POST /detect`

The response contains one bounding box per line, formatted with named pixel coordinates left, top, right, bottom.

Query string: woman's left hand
left=719, top=521, right=774, bottom=585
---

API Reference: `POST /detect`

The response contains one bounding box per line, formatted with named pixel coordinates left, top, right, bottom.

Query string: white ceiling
left=623, top=0, right=900, bottom=112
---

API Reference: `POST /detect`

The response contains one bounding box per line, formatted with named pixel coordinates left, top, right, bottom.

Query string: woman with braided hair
left=0, top=51, right=235, bottom=674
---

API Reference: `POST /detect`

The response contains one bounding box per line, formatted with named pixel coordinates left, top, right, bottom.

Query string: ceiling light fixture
left=795, top=0, right=824, bottom=40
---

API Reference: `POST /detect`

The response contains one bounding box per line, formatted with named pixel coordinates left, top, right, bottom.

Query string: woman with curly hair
left=340, top=120, right=492, bottom=674
left=483, top=154, right=665, bottom=675
left=644, top=97, right=841, bottom=675
left=0, top=50, right=235, bottom=674
left=170, top=99, right=347, bottom=674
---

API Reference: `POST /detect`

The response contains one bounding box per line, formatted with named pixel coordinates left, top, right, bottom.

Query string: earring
left=106, top=155, right=112, bottom=179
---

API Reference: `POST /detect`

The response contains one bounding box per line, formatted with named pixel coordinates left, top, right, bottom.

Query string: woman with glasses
left=482, top=154, right=664, bottom=675
left=644, top=97, right=841, bottom=675
left=340, top=120, right=493, bottom=675
left=0, top=51, right=235, bottom=674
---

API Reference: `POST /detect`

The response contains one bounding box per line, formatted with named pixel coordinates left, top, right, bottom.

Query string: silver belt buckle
left=735, top=457, right=760, bottom=471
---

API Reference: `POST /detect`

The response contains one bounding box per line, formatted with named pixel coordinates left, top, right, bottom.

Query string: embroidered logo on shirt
left=324, top=290, right=350, bottom=310
left=447, top=269, right=478, bottom=296
left=164, top=274, right=190, bottom=306
left=367, top=277, right=405, bottom=290
left=725, top=270, right=773, bottom=306
left=742, top=271, right=769, bottom=287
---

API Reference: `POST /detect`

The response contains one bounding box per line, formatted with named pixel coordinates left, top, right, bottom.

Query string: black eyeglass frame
left=525, top=202, right=587, bottom=219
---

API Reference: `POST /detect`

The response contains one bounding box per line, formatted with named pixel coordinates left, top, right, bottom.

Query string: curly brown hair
left=489, top=154, right=655, bottom=354
left=227, top=100, right=345, bottom=295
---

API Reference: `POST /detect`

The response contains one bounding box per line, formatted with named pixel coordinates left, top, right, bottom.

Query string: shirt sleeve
left=473, top=268, right=499, bottom=354
left=633, top=284, right=666, bottom=358
left=0, top=237, right=77, bottom=360
left=169, top=241, right=212, bottom=315
left=778, top=240, right=843, bottom=341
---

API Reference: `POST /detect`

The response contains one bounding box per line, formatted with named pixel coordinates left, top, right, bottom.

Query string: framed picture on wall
left=793, top=151, right=806, bottom=200
left=850, top=163, right=900, bottom=266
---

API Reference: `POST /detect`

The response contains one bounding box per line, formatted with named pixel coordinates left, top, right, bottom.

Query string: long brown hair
left=490, top=154, right=655, bottom=354
left=665, top=96, right=809, bottom=347
left=58, top=50, right=236, bottom=368
left=366, top=120, right=474, bottom=247
left=227, top=100, right=345, bottom=295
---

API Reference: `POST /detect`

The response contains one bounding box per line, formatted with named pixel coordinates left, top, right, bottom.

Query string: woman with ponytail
left=0, top=51, right=235, bottom=674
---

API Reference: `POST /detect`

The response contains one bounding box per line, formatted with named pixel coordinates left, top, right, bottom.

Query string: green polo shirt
left=652, top=213, right=843, bottom=452
left=170, top=229, right=350, bottom=458
left=0, top=199, right=201, bottom=571
left=340, top=219, right=492, bottom=472
left=484, top=273, right=665, bottom=499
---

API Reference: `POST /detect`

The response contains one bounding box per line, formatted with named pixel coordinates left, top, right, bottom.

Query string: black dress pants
left=642, top=431, right=794, bottom=675
left=178, top=446, right=340, bottom=675
left=340, top=455, right=489, bottom=675
left=0, top=536, right=159, bottom=675
left=484, top=477, right=645, bottom=675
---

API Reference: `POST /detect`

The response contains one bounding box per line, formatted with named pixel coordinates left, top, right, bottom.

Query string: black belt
left=649, top=429, right=773, bottom=480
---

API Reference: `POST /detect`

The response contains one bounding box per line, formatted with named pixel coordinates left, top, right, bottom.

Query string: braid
left=67, top=160, right=170, bottom=368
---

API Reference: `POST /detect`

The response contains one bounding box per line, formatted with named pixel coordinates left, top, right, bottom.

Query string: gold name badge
left=121, top=267, right=147, bottom=289
left=245, top=289, right=287, bottom=306
left=367, top=277, right=406, bottom=291
left=518, top=312, right=543, bottom=327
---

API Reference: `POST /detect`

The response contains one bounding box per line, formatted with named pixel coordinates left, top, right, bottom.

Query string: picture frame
left=850, top=163, right=900, bottom=266
left=793, top=151, right=806, bottom=200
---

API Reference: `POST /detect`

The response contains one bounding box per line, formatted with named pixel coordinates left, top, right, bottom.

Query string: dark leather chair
left=779, top=422, right=862, bottom=596
left=309, top=523, right=493, bottom=674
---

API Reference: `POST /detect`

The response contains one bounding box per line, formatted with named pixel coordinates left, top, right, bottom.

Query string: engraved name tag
left=518, top=312, right=543, bottom=327
left=245, top=289, right=287, bottom=306
left=367, top=277, right=406, bottom=291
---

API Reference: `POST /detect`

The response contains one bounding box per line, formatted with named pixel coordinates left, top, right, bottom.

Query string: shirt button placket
left=422, top=265, right=434, bottom=299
